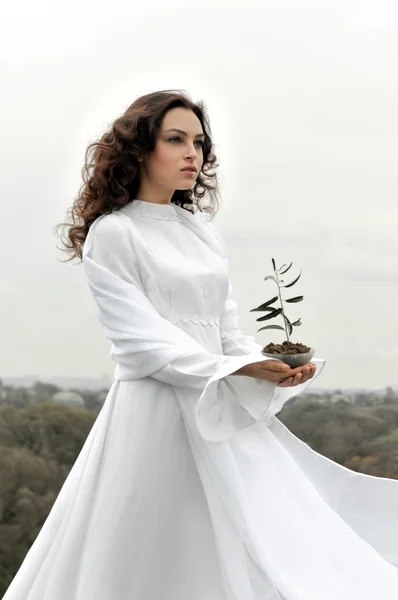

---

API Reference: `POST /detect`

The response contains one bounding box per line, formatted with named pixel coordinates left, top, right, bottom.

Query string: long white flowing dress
left=4, top=199, right=398, bottom=600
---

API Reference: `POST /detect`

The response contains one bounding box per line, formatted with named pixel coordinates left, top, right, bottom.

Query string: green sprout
left=250, top=258, right=303, bottom=343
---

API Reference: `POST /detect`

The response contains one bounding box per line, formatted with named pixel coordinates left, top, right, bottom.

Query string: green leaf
left=283, top=271, right=302, bottom=288
left=292, top=318, right=302, bottom=326
left=250, top=296, right=278, bottom=311
left=282, top=314, right=293, bottom=336
left=285, top=295, right=304, bottom=303
left=264, top=275, right=277, bottom=283
left=279, top=261, right=293, bottom=275
left=257, top=325, right=285, bottom=333
left=256, top=308, right=283, bottom=322
left=272, top=258, right=276, bottom=271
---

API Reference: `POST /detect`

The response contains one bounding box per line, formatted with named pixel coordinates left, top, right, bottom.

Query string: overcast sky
left=1, top=0, right=397, bottom=389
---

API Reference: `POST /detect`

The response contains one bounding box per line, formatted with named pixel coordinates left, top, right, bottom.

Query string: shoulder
left=90, top=211, right=131, bottom=239
left=84, top=211, right=136, bottom=258
left=87, top=211, right=136, bottom=247
left=83, top=212, right=141, bottom=283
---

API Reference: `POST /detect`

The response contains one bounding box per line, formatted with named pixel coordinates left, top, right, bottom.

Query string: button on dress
left=4, top=199, right=398, bottom=600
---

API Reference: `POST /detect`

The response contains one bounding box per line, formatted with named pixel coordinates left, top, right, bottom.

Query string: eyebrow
left=165, top=128, right=205, bottom=138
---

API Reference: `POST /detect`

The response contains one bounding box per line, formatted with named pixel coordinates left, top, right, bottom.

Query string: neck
left=135, top=198, right=172, bottom=205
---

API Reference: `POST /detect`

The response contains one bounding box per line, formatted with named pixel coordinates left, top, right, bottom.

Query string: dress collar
left=118, top=199, right=226, bottom=259
left=119, top=199, right=183, bottom=221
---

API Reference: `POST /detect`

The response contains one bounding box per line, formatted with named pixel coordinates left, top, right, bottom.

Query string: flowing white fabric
left=4, top=199, right=398, bottom=600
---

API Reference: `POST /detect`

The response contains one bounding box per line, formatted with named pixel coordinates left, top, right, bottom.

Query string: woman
left=4, top=90, right=398, bottom=599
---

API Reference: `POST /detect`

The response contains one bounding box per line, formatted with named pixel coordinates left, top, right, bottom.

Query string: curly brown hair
left=54, top=89, right=221, bottom=263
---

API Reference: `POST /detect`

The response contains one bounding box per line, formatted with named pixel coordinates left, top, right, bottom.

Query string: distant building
left=52, top=391, right=85, bottom=407
left=330, top=393, right=353, bottom=405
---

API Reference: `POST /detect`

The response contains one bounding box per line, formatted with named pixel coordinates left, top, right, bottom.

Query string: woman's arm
left=82, top=212, right=270, bottom=389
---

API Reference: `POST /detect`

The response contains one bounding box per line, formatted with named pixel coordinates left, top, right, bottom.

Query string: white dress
left=4, top=199, right=398, bottom=600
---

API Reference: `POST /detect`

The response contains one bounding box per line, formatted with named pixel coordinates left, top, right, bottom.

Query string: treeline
left=0, top=379, right=107, bottom=412
left=0, top=402, right=96, bottom=596
left=279, top=399, right=398, bottom=478
left=1, top=397, right=398, bottom=596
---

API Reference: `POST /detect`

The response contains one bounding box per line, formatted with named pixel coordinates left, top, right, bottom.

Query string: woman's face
left=138, top=107, right=205, bottom=202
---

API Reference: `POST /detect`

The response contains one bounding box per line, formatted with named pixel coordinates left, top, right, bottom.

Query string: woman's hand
left=276, top=362, right=316, bottom=387
left=232, top=360, right=316, bottom=387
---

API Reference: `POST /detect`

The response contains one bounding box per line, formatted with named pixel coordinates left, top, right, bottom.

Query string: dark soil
left=262, top=341, right=311, bottom=355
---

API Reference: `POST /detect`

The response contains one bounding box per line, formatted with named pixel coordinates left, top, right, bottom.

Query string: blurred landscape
left=1, top=376, right=398, bottom=595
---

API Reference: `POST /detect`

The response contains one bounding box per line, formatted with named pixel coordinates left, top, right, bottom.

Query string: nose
left=184, top=141, right=199, bottom=158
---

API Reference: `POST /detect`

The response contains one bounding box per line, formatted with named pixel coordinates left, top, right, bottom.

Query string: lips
left=181, top=167, right=197, bottom=173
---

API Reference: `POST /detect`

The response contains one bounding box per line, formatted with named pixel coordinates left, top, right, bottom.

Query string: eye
left=168, top=137, right=204, bottom=148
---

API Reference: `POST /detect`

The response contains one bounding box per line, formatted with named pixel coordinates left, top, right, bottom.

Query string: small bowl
left=261, top=348, right=315, bottom=368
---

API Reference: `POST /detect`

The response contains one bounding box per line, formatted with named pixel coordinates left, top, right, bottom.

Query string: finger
left=293, top=364, right=316, bottom=379
left=277, top=376, right=294, bottom=387
left=270, top=368, right=303, bottom=383
left=261, top=360, right=292, bottom=373
left=296, top=365, right=316, bottom=384
left=281, top=372, right=301, bottom=386
left=298, top=362, right=315, bottom=370
left=305, top=365, right=316, bottom=380
left=277, top=363, right=316, bottom=386
left=293, top=372, right=303, bottom=385
left=299, top=367, right=311, bottom=383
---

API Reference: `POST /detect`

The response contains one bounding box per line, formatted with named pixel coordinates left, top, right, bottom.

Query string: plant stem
left=275, top=268, right=289, bottom=342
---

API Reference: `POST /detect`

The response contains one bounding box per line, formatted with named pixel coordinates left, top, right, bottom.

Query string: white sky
left=1, top=0, right=397, bottom=388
